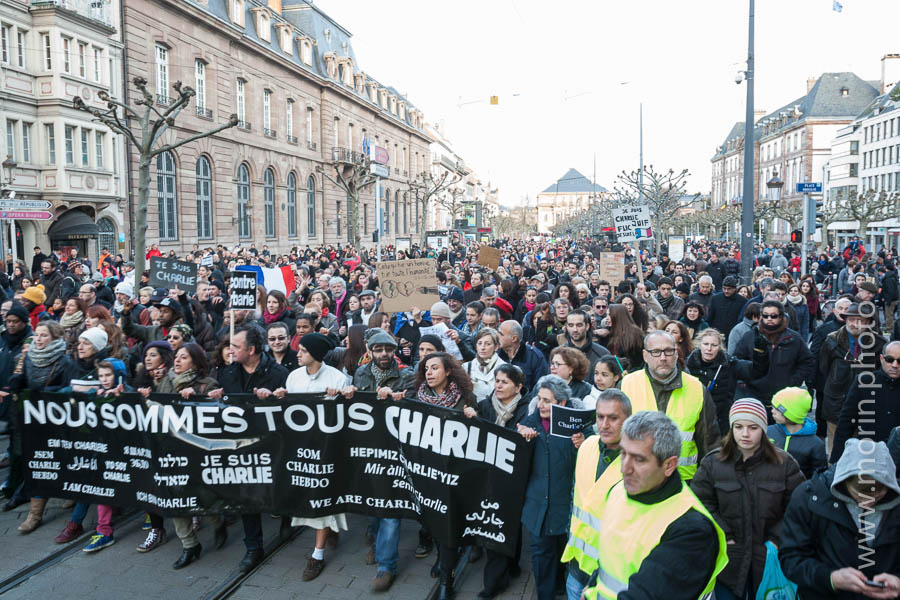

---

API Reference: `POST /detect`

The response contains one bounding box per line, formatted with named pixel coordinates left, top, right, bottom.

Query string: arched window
left=287, top=172, right=297, bottom=237
left=384, top=188, right=390, bottom=234
left=394, top=190, right=399, bottom=234
left=96, top=217, right=115, bottom=257
left=306, top=175, right=316, bottom=236
left=237, top=163, right=251, bottom=239
left=196, top=156, right=213, bottom=239
left=403, top=192, right=408, bottom=233
left=157, top=151, right=177, bottom=240
left=264, top=167, right=275, bottom=237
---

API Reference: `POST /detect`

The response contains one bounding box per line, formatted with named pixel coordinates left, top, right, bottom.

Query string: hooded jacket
left=818, top=326, right=887, bottom=424
left=831, top=369, right=900, bottom=463
left=780, top=439, right=900, bottom=600
left=767, top=418, right=827, bottom=479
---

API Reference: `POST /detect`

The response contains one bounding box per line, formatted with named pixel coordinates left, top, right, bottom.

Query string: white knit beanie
left=79, top=327, right=108, bottom=352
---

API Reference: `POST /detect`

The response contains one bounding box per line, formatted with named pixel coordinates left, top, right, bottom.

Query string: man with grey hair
left=687, top=274, right=714, bottom=311
left=620, top=331, right=720, bottom=481
left=579, top=411, right=727, bottom=600
left=328, top=276, right=349, bottom=324
left=498, top=319, right=548, bottom=392
left=562, top=389, right=632, bottom=600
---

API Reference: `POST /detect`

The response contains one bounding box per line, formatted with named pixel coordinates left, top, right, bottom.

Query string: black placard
left=229, top=271, right=258, bottom=309
left=550, top=404, right=595, bottom=437
left=20, top=392, right=532, bottom=556
left=149, top=257, right=198, bottom=292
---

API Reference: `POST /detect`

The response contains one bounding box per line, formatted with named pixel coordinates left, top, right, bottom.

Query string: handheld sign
left=229, top=272, right=258, bottom=309
left=550, top=404, right=595, bottom=438
left=376, top=259, right=440, bottom=313
left=612, top=205, right=654, bottom=242
left=149, top=257, right=198, bottom=292
left=200, top=254, right=214, bottom=267
left=476, top=245, right=501, bottom=271
left=598, top=252, right=625, bottom=287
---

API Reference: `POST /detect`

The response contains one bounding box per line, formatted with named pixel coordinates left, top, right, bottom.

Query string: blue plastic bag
left=755, top=541, right=798, bottom=600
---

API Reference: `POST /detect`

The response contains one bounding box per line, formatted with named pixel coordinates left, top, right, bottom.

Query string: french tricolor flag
left=635, top=227, right=653, bottom=239
left=235, top=265, right=296, bottom=295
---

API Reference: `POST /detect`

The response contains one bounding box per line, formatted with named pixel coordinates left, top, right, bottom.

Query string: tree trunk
left=134, top=155, right=151, bottom=280
left=349, top=188, right=360, bottom=248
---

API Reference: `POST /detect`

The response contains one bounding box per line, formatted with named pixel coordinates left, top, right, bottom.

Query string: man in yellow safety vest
left=581, top=411, right=728, bottom=600
left=621, top=331, right=720, bottom=481
left=562, top=389, right=632, bottom=600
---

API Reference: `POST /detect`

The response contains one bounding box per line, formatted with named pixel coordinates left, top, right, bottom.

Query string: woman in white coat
left=462, top=328, right=505, bottom=402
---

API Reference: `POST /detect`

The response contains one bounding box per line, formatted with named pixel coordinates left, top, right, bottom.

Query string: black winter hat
left=299, top=333, right=335, bottom=363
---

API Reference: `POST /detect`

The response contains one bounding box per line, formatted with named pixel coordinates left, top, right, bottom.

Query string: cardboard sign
left=598, top=252, right=626, bottom=287
left=668, top=236, right=685, bottom=263
left=612, top=205, right=653, bottom=242
left=200, top=254, right=214, bottom=267
left=477, top=245, right=501, bottom=271
left=550, top=404, right=596, bottom=438
left=376, top=258, right=439, bottom=313
left=149, top=257, right=198, bottom=292
left=229, top=271, right=258, bottom=309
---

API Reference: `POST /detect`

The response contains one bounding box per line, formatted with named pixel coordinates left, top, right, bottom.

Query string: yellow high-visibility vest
left=621, top=370, right=705, bottom=480
left=582, top=479, right=728, bottom=600
left=560, top=437, right=621, bottom=576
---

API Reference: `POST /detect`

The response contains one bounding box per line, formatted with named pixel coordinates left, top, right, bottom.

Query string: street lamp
left=737, top=0, right=755, bottom=284
left=764, top=173, right=783, bottom=243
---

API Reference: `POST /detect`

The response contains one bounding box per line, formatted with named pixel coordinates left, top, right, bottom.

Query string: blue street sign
left=795, top=182, right=822, bottom=193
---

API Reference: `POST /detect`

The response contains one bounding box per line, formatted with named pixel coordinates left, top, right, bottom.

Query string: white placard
left=668, top=236, right=685, bottom=262
left=612, top=205, right=654, bottom=242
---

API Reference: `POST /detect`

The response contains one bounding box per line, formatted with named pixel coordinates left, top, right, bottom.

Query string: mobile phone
left=865, top=580, right=886, bottom=588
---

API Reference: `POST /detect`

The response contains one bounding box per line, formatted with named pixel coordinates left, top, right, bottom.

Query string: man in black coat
left=30, top=247, right=47, bottom=278
left=704, top=252, right=726, bottom=290
left=831, top=341, right=900, bottom=463
left=808, top=296, right=852, bottom=436
left=883, top=262, right=899, bottom=334
left=208, top=325, right=289, bottom=574
left=705, top=276, right=745, bottom=342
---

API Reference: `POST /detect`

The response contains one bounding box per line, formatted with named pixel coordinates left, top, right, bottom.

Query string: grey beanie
left=366, top=329, right=398, bottom=348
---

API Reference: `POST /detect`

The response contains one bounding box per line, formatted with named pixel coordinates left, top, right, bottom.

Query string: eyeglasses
left=761, top=313, right=781, bottom=320
left=268, top=336, right=287, bottom=342
left=646, top=348, right=677, bottom=357
left=594, top=305, right=607, bottom=310
left=166, top=334, right=180, bottom=339
left=550, top=361, right=566, bottom=368
left=884, top=356, right=900, bottom=365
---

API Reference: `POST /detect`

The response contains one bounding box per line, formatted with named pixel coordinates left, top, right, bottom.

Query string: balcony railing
left=264, top=128, right=277, bottom=138
left=307, top=141, right=317, bottom=151
left=157, top=94, right=172, bottom=106
left=237, top=120, right=252, bottom=131
left=195, top=106, right=213, bottom=119
left=287, top=135, right=298, bottom=144
left=32, top=0, right=112, bottom=26
left=332, top=147, right=365, bottom=165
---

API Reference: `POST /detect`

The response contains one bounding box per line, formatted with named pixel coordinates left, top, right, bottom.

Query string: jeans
left=528, top=530, right=567, bottom=600
left=96, top=505, right=114, bottom=536
left=242, top=513, right=263, bottom=550
left=566, top=572, right=585, bottom=600
left=374, top=518, right=401, bottom=574
left=72, top=501, right=90, bottom=525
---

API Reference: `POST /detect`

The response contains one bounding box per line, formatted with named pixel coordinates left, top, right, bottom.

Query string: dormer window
left=323, top=52, right=336, bottom=78
left=841, top=87, right=849, bottom=97
left=379, top=89, right=388, bottom=109
left=254, top=9, right=270, bottom=42
left=276, top=23, right=291, bottom=53
left=399, top=101, right=406, bottom=119
left=230, top=0, right=244, bottom=26
left=389, top=96, right=397, bottom=115
left=297, top=37, right=312, bottom=65
left=354, top=73, right=365, bottom=94
left=368, top=82, right=377, bottom=103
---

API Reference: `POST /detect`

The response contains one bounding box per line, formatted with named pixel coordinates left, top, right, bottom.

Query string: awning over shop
left=48, top=209, right=99, bottom=240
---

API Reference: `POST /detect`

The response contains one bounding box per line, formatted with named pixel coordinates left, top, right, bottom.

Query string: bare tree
left=73, top=77, right=237, bottom=277
left=834, top=189, right=899, bottom=238
left=772, top=198, right=804, bottom=231
left=407, top=169, right=462, bottom=244
left=316, top=148, right=375, bottom=248
left=612, top=166, right=700, bottom=253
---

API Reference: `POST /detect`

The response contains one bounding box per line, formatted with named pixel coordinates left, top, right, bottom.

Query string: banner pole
left=634, top=243, right=645, bottom=285
left=229, top=308, right=235, bottom=343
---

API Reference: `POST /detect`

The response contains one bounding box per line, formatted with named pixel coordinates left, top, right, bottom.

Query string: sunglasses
left=761, top=314, right=781, bottom=320
left=884, top=356, right=900, bottom=365
left=268, top=336, right=287, bottom=342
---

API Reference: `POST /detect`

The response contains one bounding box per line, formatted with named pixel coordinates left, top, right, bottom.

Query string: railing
left=195, top=106, right=213, bottom=119
left=264, top=128, right=277, bottom=138
left=237, top=120, right=252, bottom=131
left=32, top=0, right=112, bottom=25
left=156, top=94, right=172, bottom=106
left=331, top=147, right=364, bottom=164
left=307, top=141, right=317, bottom=151
left=287, top=135, right=298, bottom=144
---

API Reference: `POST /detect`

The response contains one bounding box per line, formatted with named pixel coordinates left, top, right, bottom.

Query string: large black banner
left=20, top=391, right=532, bottom=556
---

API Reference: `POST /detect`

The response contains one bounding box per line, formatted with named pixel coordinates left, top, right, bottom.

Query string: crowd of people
left=0, top=234, right=899, bottom=600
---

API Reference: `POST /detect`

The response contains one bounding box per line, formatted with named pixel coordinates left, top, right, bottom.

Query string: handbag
left=755, top=541, right=798, bottom=600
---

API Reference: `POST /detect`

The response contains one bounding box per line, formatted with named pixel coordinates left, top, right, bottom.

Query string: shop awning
left=48, top=210, right=99, bottom=240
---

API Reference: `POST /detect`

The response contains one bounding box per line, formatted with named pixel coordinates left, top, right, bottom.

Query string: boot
left=438, top=573, right=454, bottom=600
left=17, top=498, right=48, bottom=533
left=214, top=523, right=228, bottom=550
left=173, top=543, right=202, bottom=569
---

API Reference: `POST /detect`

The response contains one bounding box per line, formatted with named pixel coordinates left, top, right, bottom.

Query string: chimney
left=268, top=0, right=281, bottom=13
left=882, top=53, right=900, bottom=94
left=807, top=77, right=818, bottom=93
left=754, top=109, right=767, bottom=123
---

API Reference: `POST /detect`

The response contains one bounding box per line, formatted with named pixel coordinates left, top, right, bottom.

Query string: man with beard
left=735, top=300, right=814, bottom=409
left=358, top=290, right=378, bottom=324
left=266, top=322, right=298, bottom=372
left=344, top=331, right=418, bottom=591
left=818, top=303, right=887, bottom=456
left=556, top=309, right=609, bottom=376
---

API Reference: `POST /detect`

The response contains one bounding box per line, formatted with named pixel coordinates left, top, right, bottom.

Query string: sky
left=317, top=0, right=900, bottom=207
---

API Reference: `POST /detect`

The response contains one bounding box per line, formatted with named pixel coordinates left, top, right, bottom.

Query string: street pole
left=740, top=0, right=756, bottom=285
left=375, top=176, right=381, bottom=261
left=639, top=103, right=644, bottom=204
left=801, top=190, right=809, bottom=276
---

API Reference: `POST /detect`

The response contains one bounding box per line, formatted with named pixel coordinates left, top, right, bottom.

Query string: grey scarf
left=491, top=392, right=522, bottom=427
left=28, top=338, right=67, bottom=368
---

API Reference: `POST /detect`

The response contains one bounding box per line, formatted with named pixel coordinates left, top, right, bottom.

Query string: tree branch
left=153, top=114, right=239, bottom=157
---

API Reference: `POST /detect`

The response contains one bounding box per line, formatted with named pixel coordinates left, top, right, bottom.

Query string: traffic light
left=814, top=200, right=824, bottom=230
left=790, top=229, right=802, bottom=243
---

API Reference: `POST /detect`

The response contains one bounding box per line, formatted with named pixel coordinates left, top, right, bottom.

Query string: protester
left=463, top=327, right=505, bottom=402
left=767, top=387, right=826, bottom=479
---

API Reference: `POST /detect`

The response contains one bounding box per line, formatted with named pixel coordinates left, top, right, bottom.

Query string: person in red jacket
left=145, top=244, right=162, bottom=259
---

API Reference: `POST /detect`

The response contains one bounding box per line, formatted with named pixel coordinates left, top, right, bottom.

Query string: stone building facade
left=123, top=0, right=430, bottom=255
